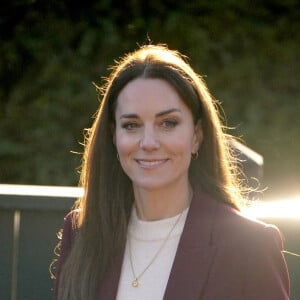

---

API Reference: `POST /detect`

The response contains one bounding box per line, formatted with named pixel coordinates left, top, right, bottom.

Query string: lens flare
left=244, top=198, right=300, bottom=219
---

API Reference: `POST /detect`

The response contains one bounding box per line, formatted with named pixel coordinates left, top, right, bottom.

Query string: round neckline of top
left=128, top=206, right=190, bottom=242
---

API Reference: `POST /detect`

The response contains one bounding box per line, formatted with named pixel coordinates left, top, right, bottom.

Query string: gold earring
left=191, top=151, right=199, bottom=160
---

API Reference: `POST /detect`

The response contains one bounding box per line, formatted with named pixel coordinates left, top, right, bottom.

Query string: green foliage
left=1, top=0, right=299, bottom=197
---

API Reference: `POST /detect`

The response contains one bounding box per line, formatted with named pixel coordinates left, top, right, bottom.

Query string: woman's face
left=114, top=78, right=202, bottom=192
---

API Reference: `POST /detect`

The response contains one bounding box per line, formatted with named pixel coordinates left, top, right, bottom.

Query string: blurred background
left=1, top=0, right=299, bottom=200
left=0, top=1, right=299, bottom=299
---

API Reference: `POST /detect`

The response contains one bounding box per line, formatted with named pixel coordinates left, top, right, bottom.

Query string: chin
left=133, top=178, right=180, bottom=192
left=133, top=180, right=166, bottom=191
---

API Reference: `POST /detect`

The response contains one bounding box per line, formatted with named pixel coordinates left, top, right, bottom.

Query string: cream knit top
left=116, top=206, right=189, bottom=300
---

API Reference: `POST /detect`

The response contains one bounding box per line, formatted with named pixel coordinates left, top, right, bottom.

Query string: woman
left=53, top=44, right=290, bottom=299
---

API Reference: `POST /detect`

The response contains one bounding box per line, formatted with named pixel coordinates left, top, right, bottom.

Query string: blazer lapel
left=163, top=191, right=218, bottom=300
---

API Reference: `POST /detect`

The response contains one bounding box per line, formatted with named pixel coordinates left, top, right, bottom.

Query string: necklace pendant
left=132, top=278, right=139, bottom=287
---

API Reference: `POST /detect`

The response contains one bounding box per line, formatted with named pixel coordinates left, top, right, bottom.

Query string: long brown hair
left=56, top=44, right=243, bottom=299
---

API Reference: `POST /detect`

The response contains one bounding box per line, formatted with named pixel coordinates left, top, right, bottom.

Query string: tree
left=1, top=0, right=299, bottom=198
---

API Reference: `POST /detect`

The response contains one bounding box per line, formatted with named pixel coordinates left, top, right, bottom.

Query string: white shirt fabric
left=116, top=207, right=189, bottom=300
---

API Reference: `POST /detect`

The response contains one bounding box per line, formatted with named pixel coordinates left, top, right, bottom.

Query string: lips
left=136, top=159, right=168, bottom=168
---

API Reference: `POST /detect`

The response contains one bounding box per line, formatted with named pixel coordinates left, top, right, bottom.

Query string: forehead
left=115, top=78, right=190, bottom=115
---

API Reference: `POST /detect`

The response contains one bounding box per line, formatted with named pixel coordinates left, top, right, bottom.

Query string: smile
left=136, top=159, right=168, bottom=168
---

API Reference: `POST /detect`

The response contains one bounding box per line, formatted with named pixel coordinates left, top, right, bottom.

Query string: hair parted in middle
left=56, top=44, right=243, bottom=300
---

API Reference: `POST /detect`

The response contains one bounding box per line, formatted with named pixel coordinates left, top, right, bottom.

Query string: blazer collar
left=97, top=190, right=219, bottom=300
left=163, top=190, right=219, bottom=300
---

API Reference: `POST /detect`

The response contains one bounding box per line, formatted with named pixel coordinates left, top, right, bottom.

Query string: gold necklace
left=128, top=210, right=184, bottom=288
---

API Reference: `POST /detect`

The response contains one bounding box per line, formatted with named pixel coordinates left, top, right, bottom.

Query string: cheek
left=166, top=137, right=194, bottom=158
left=115, top=133, right=135, bottom=157
left=115, top=137, right=126, bottom=155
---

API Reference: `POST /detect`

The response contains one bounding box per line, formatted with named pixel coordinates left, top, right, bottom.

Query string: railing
left=0, top=184, right=299, bottom=300
left=0, top=185, right=81, bottom=300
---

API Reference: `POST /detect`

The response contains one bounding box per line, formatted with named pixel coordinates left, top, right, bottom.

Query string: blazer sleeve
left=241, top=224, right=290, bottom=299
left=53, top=211, right=78, bottom=300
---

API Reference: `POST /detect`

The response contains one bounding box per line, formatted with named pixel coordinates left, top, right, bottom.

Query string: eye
left=121, top=122, right=139, bottom=131
left=161, top=119, right=178, bottom=129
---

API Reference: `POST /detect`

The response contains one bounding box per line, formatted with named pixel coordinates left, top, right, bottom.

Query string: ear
left=192, top=120, right=203, bottom=153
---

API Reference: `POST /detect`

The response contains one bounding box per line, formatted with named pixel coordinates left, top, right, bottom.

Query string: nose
left=139, top=126, right=160, bottom=151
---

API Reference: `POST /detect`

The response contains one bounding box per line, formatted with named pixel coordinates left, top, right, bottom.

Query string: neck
left=133, top=181, right=193, bottom=221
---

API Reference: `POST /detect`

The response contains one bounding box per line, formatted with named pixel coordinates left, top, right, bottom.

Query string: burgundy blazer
left=54, top=190, right=290, bottom=300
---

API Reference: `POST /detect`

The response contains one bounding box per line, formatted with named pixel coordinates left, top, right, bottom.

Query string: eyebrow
left=119, top=108, right=182, bottom=120
left=156, top=108, right=181, bottom=117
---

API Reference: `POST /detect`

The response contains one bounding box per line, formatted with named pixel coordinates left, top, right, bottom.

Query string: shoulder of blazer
left=62, top=210, right=80, bottom=251
left=213, top=199, right=283, bottom=249
left=55, top=210, right=80, bottom=277
left=190, top=190, right=284, bottom=253
left=53, top=210, right=80, bottom=299
left=192, top=193, right=290, bottom=299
